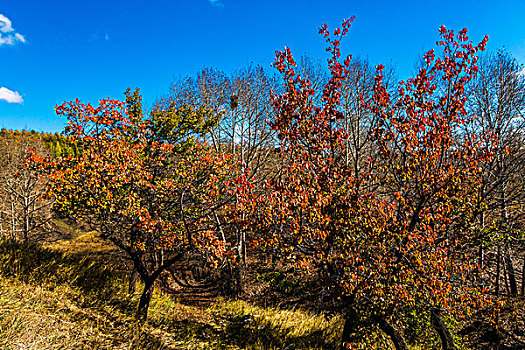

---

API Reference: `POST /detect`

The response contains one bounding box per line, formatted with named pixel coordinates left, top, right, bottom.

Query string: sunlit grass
left=0, top=273, right=346, bottom=349
left=0, top=276, right=136, bottom=349
left=207, top=299, right=343, bottom=349
left=0, top=236, right=345, bottom=349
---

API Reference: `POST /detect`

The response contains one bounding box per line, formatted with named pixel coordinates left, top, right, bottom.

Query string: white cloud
left=14, top=33, right=25, bottom=43
left=208, top=0, right=224, bottom=7
left=0, top=14, right=13, bottom=32
left=0, top=87, right=23, bottom=104
left=0, top=14, right=25, bottom=46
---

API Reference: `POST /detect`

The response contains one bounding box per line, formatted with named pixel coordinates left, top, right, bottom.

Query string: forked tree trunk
left=130, top=252, right=183, bottom=321
left=340, top=313, right=408, bottom=350
left=430, top=308, right=458, bottom=350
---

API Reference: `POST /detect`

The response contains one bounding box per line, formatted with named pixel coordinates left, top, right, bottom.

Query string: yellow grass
left=0, top=236, right=344, bottom=349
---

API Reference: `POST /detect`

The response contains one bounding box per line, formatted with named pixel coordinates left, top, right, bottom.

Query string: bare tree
left=338, top=56, right=397, bottom=189
left=297, top=54, right=329, bottom=104
left=0, top=131, right=53, bottom=242
left=468, top=50, right=525, bottom=296
left=164, top=64, right=280, bottom=294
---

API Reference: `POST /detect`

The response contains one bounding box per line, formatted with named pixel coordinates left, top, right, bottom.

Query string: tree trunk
left=237, top=229, right=246, bottom=296
left=479, top=211, right=485, bottom=287
left=128, top=268, right=139, bottom=295
left=478, top=245, right=484, bottom=272
left=10, top=197, right=16, bottom=240
left=23, top=198, right=29, bottom=242
left=340, top=316, right=353, bottom=350
left=504, top=243, right=518, bottom=296
left=496, top=245, right=501, bottom=296
left=377, top=317, right=408, bottom=350
left=131, top=252, right=183, bottom=321
left=521, top=258, right=525, bottom=296
left=430, top=308, right=458, bottom=350
left=503, top=251, right=510, bottom=296
left=339, top=305, right=359, bottom=350
left=136, top=280, right=154, bottom=321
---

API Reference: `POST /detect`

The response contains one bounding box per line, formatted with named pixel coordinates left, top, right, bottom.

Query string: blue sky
left=1, top=0, right=524, bottom=132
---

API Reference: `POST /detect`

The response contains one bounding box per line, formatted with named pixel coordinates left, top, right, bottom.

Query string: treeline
left=1, top=21, right=525, bottom=349
left=0, top=129, right=81, bottom=157
left=0, top=129, right=82, bottom=242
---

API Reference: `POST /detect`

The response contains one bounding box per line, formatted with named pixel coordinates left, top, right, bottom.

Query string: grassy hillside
left=0, top=234, right=344, bottom=350
left=0, top=275, right=349, bottom=349
left=0, top=233, right=523, bottom=349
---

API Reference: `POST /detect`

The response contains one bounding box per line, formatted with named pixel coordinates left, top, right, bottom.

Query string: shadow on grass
left=147, top=307, right=339, bottom=349
left=0, top=238, right=128, bottom=305
left=0, top=238, right=339, bottom=349
left=219, top=314, right=337, bottom=349
left=146, top=317, right=337, bottom=349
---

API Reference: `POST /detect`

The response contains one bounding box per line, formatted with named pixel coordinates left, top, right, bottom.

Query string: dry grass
left=3, top=233, right=516, bottom=349
left=206, top=299, right=343, bottom=349
left=0, top=236, right=345, bottom=349
left=0, top=274, right=345, bottom=349
left=0, top=276, right=140, bottom=349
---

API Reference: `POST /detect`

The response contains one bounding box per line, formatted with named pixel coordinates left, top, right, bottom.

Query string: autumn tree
left=245, top=19, right=492, bottom=349
left=30, top=89, right=242, bottom=320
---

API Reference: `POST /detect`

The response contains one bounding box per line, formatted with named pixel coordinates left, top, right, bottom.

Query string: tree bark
left=339, top=304, right=359, bottom=350
left=504, top=243, right=518, bottom=296
left=128, top=267, right=139, bottom=295
left=136, top=280, right=154, bottom=321
left=521, top=256, right=525, bottom=296
left=236, top=229, right=246, bottom=296
left=496, top=245, right=501, bottom=297
left=503, top=251, right=510, bottom=295
left=377, top=317, right=408, bottom=350
left=130, top=252, right=183, bottom=321
left=430, top=308, right=458, bottom=350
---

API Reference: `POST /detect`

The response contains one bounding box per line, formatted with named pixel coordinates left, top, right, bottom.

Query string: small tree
left=246, top=19, right=492, bottom=348
left=30, top=89, right=241, bottom=320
